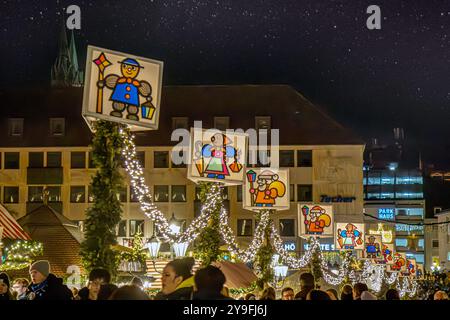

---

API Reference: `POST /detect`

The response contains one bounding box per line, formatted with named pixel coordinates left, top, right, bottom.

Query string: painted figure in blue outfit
left=337, top=223, right=363, bottom=250
left=98, top=58, right=153, bottom=121
left=201, top=133, right=236, bottom=179
left=365, top=236, right=380, bottom=259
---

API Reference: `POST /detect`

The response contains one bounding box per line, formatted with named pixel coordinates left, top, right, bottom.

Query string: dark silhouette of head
left=194, top=265, right=226, bottom=294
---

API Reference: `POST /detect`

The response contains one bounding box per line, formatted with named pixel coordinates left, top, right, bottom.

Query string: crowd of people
left=0, top=258, right=449, bottom=301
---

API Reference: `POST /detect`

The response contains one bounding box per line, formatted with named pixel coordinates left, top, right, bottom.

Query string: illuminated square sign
left=378, top=208, right=395, bottom=221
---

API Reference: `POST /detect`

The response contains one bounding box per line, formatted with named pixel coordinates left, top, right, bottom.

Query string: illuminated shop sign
left=320, top=195, right=356, bottom=203
left=378, top=208, right=395, bottom=221
left=395, top=224, right=424, bottom=233
left=283, top=241, right=297, bottom=251
left=304, top=243, right=335, bottom=251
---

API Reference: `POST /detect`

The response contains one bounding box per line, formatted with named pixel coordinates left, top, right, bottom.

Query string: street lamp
left=272, top=265, right=289, bottom=289
left=146, top=233, right=161, bottom=259
left=173, top=242, right=189, bottom=258
left=169, top=213, right=181, bottom=235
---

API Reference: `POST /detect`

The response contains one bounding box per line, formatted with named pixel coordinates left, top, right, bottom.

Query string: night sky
left=1, top=0, right=449, bottom=166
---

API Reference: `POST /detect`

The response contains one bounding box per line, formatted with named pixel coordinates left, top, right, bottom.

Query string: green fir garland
left=80, top=120, right=125, bottom=279
left=193, top=182, right=222, bottom=267
left=254, top=211, right=274, bottom=289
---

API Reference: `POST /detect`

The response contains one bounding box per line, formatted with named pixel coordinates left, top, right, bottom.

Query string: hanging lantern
left=173, top=242, right=189, bottom=258
left=146, top=234, right=161, bottom=259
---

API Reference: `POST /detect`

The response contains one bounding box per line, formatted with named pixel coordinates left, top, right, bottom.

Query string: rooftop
left=0, top=85, right=364, bottom=147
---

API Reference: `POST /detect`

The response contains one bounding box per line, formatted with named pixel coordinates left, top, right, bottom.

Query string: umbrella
left=212, top=260, right=257, bottom=289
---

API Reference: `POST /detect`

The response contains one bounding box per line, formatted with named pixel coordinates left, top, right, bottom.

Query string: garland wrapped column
left=80, top=120, right=125, bottom=278
left=194, top=182, right=222, bottom=267
left=254, top=210, right=274, bottom=290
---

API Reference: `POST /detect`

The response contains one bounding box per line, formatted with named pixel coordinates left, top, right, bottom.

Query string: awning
left=0, top=204, right=31, bottom=240
left=212, top=260, right=257, bottom=289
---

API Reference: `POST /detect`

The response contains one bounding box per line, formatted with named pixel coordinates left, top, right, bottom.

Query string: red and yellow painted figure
left=249, top=170, right=286, bottom=207
left=302, top=205, right=332, bottom=235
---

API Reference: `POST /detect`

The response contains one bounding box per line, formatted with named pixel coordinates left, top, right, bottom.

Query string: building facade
left=362, top=133, right=429, bottom=268
left=0, top=85, right=365, bottom=259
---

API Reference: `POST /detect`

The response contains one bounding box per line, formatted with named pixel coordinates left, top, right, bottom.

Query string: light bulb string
left=120, top=128, right=216, bottom=244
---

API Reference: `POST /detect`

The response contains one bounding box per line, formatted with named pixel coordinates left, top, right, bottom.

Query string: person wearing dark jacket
left=0, top=272, right=13, bottom=300
left=78, top=268, right=111, bottom=300
left=154, top=257, right=195, bottom=300
left=193, top=265, right=234, bottom=300
left=26, top=260, right=73, bottom=300
left=294, top=272, right=315, bottom=300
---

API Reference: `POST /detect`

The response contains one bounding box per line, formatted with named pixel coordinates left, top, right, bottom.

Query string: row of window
left=172, top=116, right=272, bottom=131
left=7, top=116, right=274, bottom=139
left=8, top=118, right=65, bottom=137
left=363, top=170, right=423, bottom=185
left=366, top=192, right=424, bottom=200
left=0, top=184, right=314, bottom=204
left=0, top=150, right=312, bottom=169
left=77, top=218, right=297, bottom=238
left=236, top=218, right=296, bottom=237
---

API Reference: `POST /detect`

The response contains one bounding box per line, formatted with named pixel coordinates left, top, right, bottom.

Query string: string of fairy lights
left=119, top=128, right=418, bottom=295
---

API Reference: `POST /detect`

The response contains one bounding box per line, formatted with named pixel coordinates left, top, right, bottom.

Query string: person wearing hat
left=98, top=57, right=153, bottom=121
left=0, top=272, right=13, bottom=300
left=26, top=260, right=73, bottom=300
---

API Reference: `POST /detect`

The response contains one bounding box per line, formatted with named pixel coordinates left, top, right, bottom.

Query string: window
left=237, top=219, right=253, bottom=236
left=222, top=187, right=229, bottom=200
left=154, top=185, right=169, bottom=202
left=71, top=152, right=86, bottom=169
left=116, top=186, right=127, bottom=202
left=28, top=186, right=44, bottom=202
left=290, top=184, right=295, bottom=202
left=447, top=252, right=450, bottom=262
left=255, top=150, right=270, bottom=167
left=3, top=187, right=19, bottom=203
left=214, top=117, right=230, bottom=131
left=4, top=152, right=20, bottom=169
left=172, top=117, right=189, bottom=130
left=297, top=184, right=313, bottom=202
left=237, top=185, right=242, bottom=202
left=395, top=238, right=408, bottom=247
left=154, top=151, right=169, bottom=168
left=88, top=186, right=95, bottom=203
left=255, top=116, right=271, bottom=130
left=29, top=152, right=44, bottom=168
left=195, top=186, right=202, bottom=201
left=88, top=152, right=95, bottom=168
left=432, top=240, right=439, bottom=248
left=47, top=186, right=61, bottom=202
left=137, top=151, right=145, bottom=168
left=171, top=149, right=186, bottom=168
left=130, top=186, right=139, bottom=202
left=47, top=152, right=61, bottom=167
left=380, top=171, right=395, bottom=185
left=297, top=150, right=312, bottom=167
left=117, top=220, right=127, bottom=237
left=70, top=186, right=85, bottom=203
left=280, top=150, right=294, bottom=167
left=279, top=219, right=295, bottom=237
left=171, top=185, right=186, bottom=202
left=49, top=118, right=65, bottom=136
left=434, top=207, right=442, bottom=215
left=129, top=220, right=145, bottom=236
left=367, top=171, right=381, bottom=185
left=8, top=118, right=24, bottom=137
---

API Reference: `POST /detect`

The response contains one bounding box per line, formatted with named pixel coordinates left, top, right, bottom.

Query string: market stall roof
left=212, top=260, right=257, bottom=289
left=0, top=203, right=31, bottom=240
left=17, top=204, right=84, bottom=276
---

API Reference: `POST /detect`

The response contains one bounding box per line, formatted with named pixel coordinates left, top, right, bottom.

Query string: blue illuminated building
left=363, top=129, right=428, bottom=267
